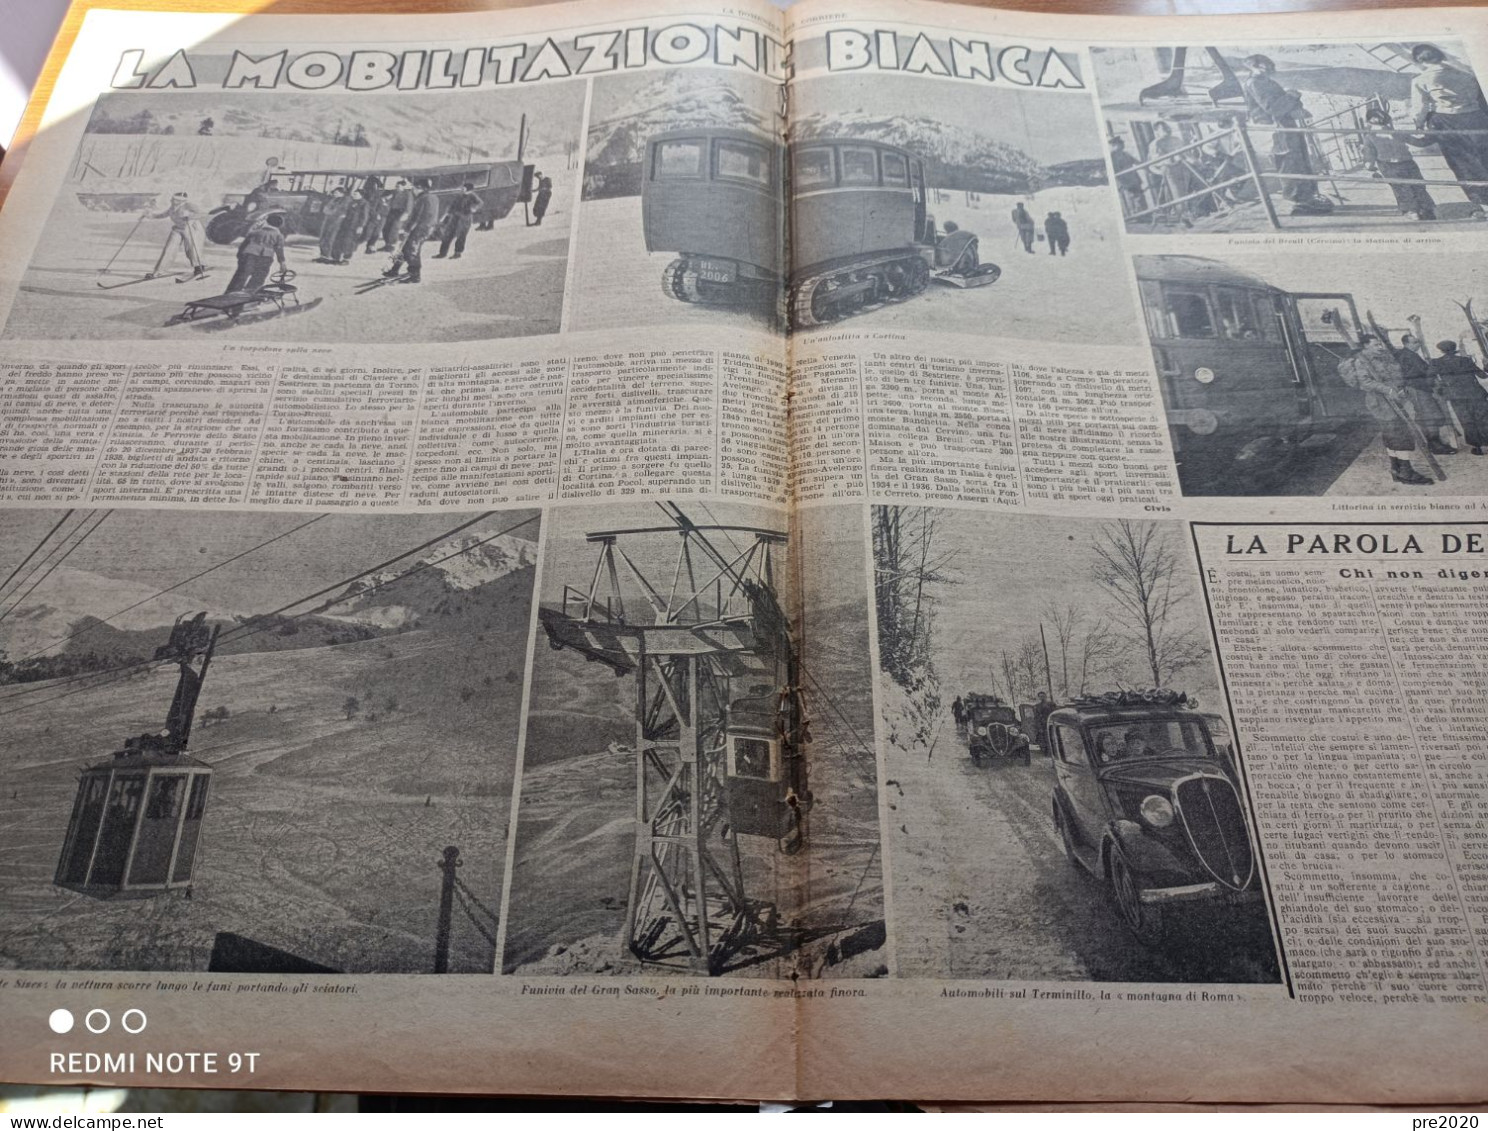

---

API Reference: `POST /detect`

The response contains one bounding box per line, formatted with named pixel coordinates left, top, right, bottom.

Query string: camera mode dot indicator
left=48, top=1008, right=74, bottom=1034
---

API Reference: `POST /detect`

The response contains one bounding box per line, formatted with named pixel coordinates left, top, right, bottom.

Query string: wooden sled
left=932, top=263, right=1002, bottom=289
left=167, top=271, right=300, bottom=326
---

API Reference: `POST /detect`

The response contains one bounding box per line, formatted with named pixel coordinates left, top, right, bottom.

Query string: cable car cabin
left=206, top=159, right=533, bottom=245
left=789, top=138, right=938, bottom=327
left=723, top=686, right=808, bottom=851
left=642, top=128, right=784, bottom=307
left=1133, top=255, right=1365, bottom=495
left=54, top=743, right=212, bottom=897
left=55, top=612, right=219, bottom=898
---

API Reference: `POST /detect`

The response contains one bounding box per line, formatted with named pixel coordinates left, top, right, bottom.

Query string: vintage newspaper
left=0, top=0, right=1485, bottom=1103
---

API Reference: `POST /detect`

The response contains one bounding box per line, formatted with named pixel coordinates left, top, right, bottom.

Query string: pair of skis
left=96, top=270, right=210, bottom=290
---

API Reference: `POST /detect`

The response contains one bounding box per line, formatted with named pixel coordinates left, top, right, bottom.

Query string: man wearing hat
left=1337, top=334, right=1434, bottom=486
left=1239, top=54, right=1333, bottom=216
left=145, top=191, right=208, bottom=280
left=1410, top=43, right=1488, bottom=217
left=1430, top=339, right=1488, bottom=454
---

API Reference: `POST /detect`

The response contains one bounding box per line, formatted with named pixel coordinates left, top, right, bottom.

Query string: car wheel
left=1109, top=846, right=1165, bottom=946
left=1054, top=803, right=1080, bottom=869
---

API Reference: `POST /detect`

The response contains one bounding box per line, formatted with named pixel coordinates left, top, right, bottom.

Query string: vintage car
left=1047, top=690, right=1262, bottom=944
left=963, top=694, right=1031, bottom=767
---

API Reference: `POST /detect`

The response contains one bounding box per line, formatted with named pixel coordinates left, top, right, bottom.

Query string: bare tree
left=1090, top=520, right=1207, bottom=689
left=873, top=506, right=956, bottom=690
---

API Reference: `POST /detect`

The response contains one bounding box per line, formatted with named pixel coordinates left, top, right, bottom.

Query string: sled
left=166, top=271, right=300, bottom=326
left=932, top=263, right=1002, bottom=289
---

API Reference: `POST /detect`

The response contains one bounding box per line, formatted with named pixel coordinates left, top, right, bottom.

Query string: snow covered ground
left=570, top=184, right=1141, bottom=347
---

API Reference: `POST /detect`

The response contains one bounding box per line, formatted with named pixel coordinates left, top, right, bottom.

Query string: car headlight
left=975, top=725, right=988, bottom=736
left=1140, top=794, right=1175, bottom=828
left=1193, top=366, right=1215, bottom=384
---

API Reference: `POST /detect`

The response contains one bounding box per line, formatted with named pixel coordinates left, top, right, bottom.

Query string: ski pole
left=97, top=213, right=148, bottom=276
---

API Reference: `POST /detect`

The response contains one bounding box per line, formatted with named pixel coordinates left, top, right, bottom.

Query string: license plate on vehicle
left=696, top=259, right=737, bottom=283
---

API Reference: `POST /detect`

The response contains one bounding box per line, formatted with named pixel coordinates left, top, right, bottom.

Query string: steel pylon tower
left=539, top=503, right=805, bottom=974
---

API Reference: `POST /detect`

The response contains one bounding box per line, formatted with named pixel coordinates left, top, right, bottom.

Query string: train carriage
left=1133, top=255, right=1365, bottom=494
left=641, top=128, right=941, bottom=326
left=206, top=158, right=533, bottom=245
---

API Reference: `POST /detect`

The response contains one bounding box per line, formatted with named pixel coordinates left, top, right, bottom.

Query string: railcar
left=1133, top=255, right=1365, bottom=494
left=205, top=158, right=533, bottom=245
left=641, top=129, right=940, bottom=326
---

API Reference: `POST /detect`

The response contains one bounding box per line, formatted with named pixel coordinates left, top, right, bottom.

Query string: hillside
left=793, top=110, right=1047, bottom=195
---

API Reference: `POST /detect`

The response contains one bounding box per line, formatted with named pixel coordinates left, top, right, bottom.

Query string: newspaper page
left=780, top=0, right=1487, bottom=1104
left=0, top=0, right=1485, bottom=1105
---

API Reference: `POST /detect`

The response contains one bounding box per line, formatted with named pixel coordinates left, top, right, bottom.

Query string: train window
left=654, top=140, right=705, bottom=179
left=1251, top=291, right=1283, bottom=343
left=1138, top=280, right=1169, bottom=341
left=1213, top=286, right=1263, bottom=341
left=1164, top=286, right=1217, bottom=339
left=840, top=146, right=879, bottom=185
left=713, top=139, right=771, bottom=186
left=794, top=147, right=834, bottom=189
left=881, top=152, right=909, bottom=187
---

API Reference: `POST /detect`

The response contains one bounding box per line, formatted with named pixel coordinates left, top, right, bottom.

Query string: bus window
left=794, top=147, right=835, bottom=189
left=1294, top=296, right=1357, bottom=344
left=1213, top=286, right=1263, bottom=341
left=1138, top=279, right=1169, bottom=341
left=881, top=152, right=909, bottom=187
left=655, top=139, right=705, bottom=179
left=714, top=139, right=771, bottom=186
left=1164, top=286, right=1217, bottom=339
left=1251, top=291, right=1284, bottom=343
left=840, top=146, right=879, bottom=185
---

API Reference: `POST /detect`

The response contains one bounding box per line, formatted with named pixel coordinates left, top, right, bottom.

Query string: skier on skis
left=145, top=192, right=208, bottom=280
left=382, top=178, right=440, bottom=284
left=1337, top=334, right=1434, bottom=486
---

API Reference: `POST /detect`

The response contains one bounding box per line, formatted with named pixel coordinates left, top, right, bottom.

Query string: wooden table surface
left=3, top=0, right=1483, bottom=203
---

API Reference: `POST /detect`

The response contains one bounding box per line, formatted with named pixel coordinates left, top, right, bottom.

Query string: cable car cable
left=0, top=509, right=75, bottom=604
left=0, top=510, right=92, bottom=622
left=7, top=513, right=329, bottom=667
left=0, top=511, right=111, bottom=628
left=0, top=513, right=532, bottom=717
left=215, top=510, right=501, bottom=642
left=217, top=512, right=539, bottom=652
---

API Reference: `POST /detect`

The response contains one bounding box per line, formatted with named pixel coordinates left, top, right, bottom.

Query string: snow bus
left=205, top=157, right=534, bottom=245
left=640, top=128, right=945, bottom=326
left=1133, top=255, right=1366, bottom=494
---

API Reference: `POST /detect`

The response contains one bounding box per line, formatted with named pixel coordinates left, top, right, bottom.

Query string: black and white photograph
left=784, top=72, right=1134, bottom=340
left=502, top=501, right=885, bottom=978
left=568, top=69, right=783, bottom=334
left=1094, top=41, right=1488, bottom=233
left=0, top=507, right=538, bottom=973
left=2, top=86, right=584, bottom=342
left=874, top=507, right=1281, bottom=983
left=1135, top=251, right=1488, bottom=496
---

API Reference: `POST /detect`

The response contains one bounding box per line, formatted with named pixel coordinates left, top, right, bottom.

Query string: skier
left=435, top=182, right=482, bottom=259
left=332, top=187, right=371, bottom=265
left=530, top=173, right=554, bottom=226
left=1011, top=203, right=1036, bottom=252
left=1109, top=137, right=1147, bottom=217
left=1431, top=340, right=1488, bottom=454
left=1363, top=106, right=1436, bottom=221
left=382, top=178, right=440, bottom=284
left=1239, top=54, right=1334, bottom=216
left=1044, top=211, right=1070, bottom=255
left=380, top=179, right=414, bottom=251
left=225, top=212, right=287, bottom=295
left=1337, top=335, right=1433, bottom=486
left=146, top=191, right=208, bottom=280
left=1399, top=332, right=1457, bottom=454
left=316, top=186, right=350, bottom=263
left=1410, top=43, right=1488, bottom=217
left=935, top=221, right=979, bottom=275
